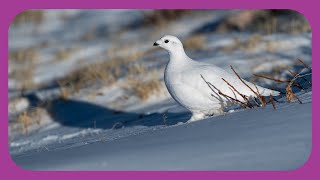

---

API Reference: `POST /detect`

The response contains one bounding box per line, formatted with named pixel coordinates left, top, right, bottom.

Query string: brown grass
left=55, top=48, right=78, bottom=61
left=285, top=85, right=302, bottom=103
left=222, top=34, right=262, bottom=52
left=58, top=54, right=145, bottom=94
left=12, top=10, right=44, bottom=25
left=57, top=80, right=71, bottom=100
left=125, top=78, right=162, bottom=101
left=17, top=107, right=44, bottom=135
left=142, top=10, right=189, bottom=27
left=9, top=48, right=40, bottom=63
left=266, top=41, right=277, bottom=53
left=9, top=67, right=36, bottom=91
left=18, top=112, right=31, bottom=135
left=216, top=10, right=310, bottom=34
left=245, top=34, right=263, bottom=49
left=56, top=42, right=146, bottom=95
left=106, top=45, right=144, bottom=62
left=253, top=10, right=310, bottom=34
left=254, top=59, right=311, bottom=104
left=29, top=107, right=43, bottom=125
left=60, top=58, right=126, bottom=91
left=127, top=64, right=146, bottom=77
left=217, top=11, right=258, bottom=32
left=184, top=35, right=206, bottom=50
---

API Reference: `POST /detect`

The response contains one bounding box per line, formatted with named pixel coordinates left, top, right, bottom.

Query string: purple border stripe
left=0, top=0, right=318, bottom=179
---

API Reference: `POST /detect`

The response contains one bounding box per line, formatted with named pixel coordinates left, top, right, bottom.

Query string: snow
left=8, top=10, right=312, bottom=170
left=12, top=91, right=311, bottom=170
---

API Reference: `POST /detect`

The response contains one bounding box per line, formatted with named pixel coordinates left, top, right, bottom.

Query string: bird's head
left=153, top=35, right=184, bottom=54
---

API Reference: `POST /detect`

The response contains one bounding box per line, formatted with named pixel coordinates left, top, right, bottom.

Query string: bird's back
left=168, top=60, right=279, bottom=104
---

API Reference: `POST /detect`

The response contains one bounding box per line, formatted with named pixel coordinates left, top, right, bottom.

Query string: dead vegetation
left=55, top=47, right=79, bottom=61
left=56, top=45, right=147, bottom=98
left=184, top=35, right=206, bottom=50
left=9, top=67, right=36, bottom=91
left=125, top=78, right=162, bottom=101
left=221, top=34, right=262, bottom=52
left=254, top=59, right=311, bottom=104
left=60, top=58, right=136, bottom=92
left=123, top=69, right=163, bottom=101
left=200, top=10, right=310, bottom=34
left=18, top=112, right=31, bottom=135
left=17, top=107, right=44, bottom=135
left=57, top=80, right=71, bottom=100
left=202, top=59, right=311, bottom=111
left=9, top=47, right=40, bottom=63
left=12, top=10, right=44, bottom=25
left=201, top=66, right=272, bottom=110
left=57, top=61, right=115, bottom=95
left=141, top=10, right=189, bottom=27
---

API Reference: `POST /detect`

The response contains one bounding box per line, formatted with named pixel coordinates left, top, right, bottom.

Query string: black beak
left=153, top=42, right=159, bottom=46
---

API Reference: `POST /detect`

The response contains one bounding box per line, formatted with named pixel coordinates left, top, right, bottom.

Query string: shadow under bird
left=153, top=35, right=280, bottom=122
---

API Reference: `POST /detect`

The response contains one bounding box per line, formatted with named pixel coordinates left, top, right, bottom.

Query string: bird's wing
left=181, top=64, right=279, bottom=102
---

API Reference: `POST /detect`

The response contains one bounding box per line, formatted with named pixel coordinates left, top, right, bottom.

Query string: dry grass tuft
left=29, top=107, right=43, bottom=125
left=285, top=85, right=301, bottom=103
left=215, top=10, right=310, bottom=34
left=61, top=58, right=127, bottom=90
left=18, top=111, right=31, bottom=135
left=58, top=43, right=146, bottom=94
left=59, top=58, right=145, bottom=94
left=254, top=59, right=311, bottom=104
left=266, top=41, right=277, bottom=53
left=125, top=78, right=162, bottom=101
left=17, top=107, right=44, bottom=135
left=245, top=34, right=263, bottom=49
left=55, top=48, right=78, bottom=61
left=9, top=67, right=36, bottom=91
left=106, top=45, right=144, bottom=62
left=57, top=80, right=71, bottom=100
left=9, top=48, right=40, bottom=63
left=184, top=35, right=206, bottom=50
left=142, top=10, right=189, bottom=27
left=217, top=11, right=258, bottom=32
left=12, top=10, right=44, bottom=25
left=222, top=34, right=262, bottom=52
left=127, top=64, right=146, bottom=77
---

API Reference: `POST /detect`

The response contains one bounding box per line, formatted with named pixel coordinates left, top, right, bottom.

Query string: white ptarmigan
left=153, top=35, right=280, bottom=122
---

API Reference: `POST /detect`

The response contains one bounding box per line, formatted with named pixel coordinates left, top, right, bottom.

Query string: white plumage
left=153, top=35, right=280, bottom=121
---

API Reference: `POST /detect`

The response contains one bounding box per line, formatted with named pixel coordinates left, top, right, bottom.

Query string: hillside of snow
left=8, top=10, right=312, bottom=170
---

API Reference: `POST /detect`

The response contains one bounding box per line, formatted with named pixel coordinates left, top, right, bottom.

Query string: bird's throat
left=169, top=49, right=189, bottom=62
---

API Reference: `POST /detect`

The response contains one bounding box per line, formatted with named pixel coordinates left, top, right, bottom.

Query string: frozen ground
left=8, top=10, right=312, bottom=170
left=12, top=90, right=312, bottom=170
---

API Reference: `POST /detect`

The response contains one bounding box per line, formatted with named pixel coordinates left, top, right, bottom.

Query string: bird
left=153, top=35, right=280, bottom=122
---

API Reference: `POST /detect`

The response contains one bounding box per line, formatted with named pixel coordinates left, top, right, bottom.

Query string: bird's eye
left=164, top=40, right=169, bottom=43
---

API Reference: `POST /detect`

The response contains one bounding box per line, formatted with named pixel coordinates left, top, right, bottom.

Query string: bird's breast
left=164, top=67, right=184, bottom=98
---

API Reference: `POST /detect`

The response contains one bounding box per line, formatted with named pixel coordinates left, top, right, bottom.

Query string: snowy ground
left=8, top=10, right=312, bottom=170
left=12, top=91, right=312, bottom=170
